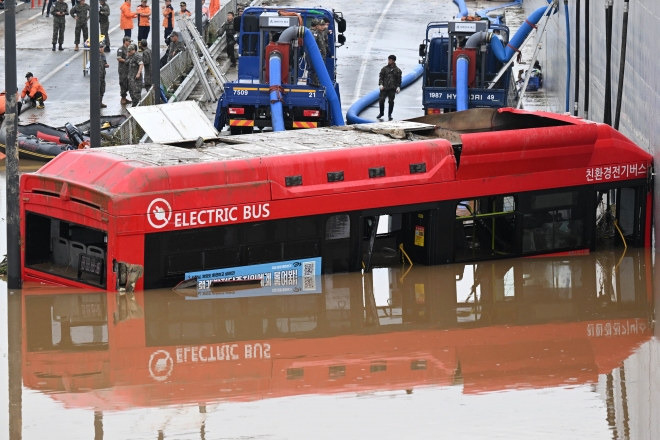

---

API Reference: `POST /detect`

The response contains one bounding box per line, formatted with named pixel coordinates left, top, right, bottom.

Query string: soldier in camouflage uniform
left=117, top=36, right=132, bottom=105
left=377, top=54, right=402, bottom=121
left=51, top=0, right=68, bottom=51
left=140, top=39, right=152, bottom=90
left=127, top=44, right=144, bottom=107
left=166, top=31, right=185, bottom=63
left=220, top=12, right=237, bottom=66
left=69, top=0, right=90, bottom=51
left=99, top=0, right=111, bottom=51
left=99, top=43, right=109, bottom=108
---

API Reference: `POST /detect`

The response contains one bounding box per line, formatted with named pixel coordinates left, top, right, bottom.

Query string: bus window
left=522, top=190, right=583, bottom=253
left=454, top=196, right=517, bottom=262
left=26, top=294, right=108, bottom=352
left=25, top=212, right=107, bottom=288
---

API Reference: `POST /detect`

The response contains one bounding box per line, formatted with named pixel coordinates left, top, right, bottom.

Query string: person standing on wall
left=99, top=0, right=111, bottom=51
left=162, top=0, right=174, bottom=42
left=120, top=0, right=137, bottom=38
left=99, top=43, right=109, bottom=108
left=51, top=0, right=68, bottom=51
left=127, top=44, right=144, bottom=106
left=69, top=0, right=90, bottom=51
left=140, top=39, right=152, bottom=90
left=117, top=36, right=132, bottom=105
left=220, top=11, right=236, bottom=66
left=136, top=0, right=151, bottom=41
left=376, top=54, right=402, bottom=121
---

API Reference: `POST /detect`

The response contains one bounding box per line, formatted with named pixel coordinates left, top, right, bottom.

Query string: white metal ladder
left=180, top=16, right=229, bottom=101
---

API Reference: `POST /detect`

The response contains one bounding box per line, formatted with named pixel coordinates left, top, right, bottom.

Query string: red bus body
left=19, top=108, right=653, bottom=290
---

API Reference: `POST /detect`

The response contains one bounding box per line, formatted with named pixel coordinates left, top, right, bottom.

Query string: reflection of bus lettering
left=20, top=108, right=652, bottom=291
left=21, top=252, right=653, bottom=408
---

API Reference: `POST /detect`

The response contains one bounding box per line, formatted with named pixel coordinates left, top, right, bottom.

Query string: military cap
left=123, top=36, right=132, bottom=42
left=127, top=44, right=137, bottom=51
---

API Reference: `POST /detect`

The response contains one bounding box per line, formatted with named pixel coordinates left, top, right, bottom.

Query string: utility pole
left=4, top=0, right=21, bottom=289
left=152, top=0, right=160, bottom=104
left=195, top=0, right=203, bottom=35
left=8, top=290, right=23, bottom=440
left=90, top=0, right=101, bottom=147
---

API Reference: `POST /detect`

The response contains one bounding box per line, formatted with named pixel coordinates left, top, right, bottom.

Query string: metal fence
left=110, top=0, right=253, bottom=146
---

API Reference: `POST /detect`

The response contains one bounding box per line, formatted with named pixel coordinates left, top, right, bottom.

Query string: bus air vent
left=327, top=171, right=344, bottom=182
left=409, top=163, right=427, bottom=174
left=285, top=175, right=303, bottom=187
left=368, top=167, right=386, bottom=178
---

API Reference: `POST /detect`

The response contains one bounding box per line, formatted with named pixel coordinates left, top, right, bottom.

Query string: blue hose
left=453, top=0, right=468, bottom=18
left=346, top=64, right=424, bottom=125
left=456, top=56, right=469, bottom=111
left=269, top=55, right=285, bottom=132
left=564, top=0, right=571, bottom=113
left=489, top=5, right=553, bottom=64
left=302, top=28, right=344, bottom=126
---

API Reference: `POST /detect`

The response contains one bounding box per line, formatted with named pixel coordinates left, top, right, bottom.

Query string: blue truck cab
left=419, top=21, right=517, bottom=114
left=215, top=6, right=346, bottom=134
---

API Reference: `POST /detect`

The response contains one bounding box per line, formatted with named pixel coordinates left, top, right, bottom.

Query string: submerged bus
left=20, top=108, right=653, bottom=291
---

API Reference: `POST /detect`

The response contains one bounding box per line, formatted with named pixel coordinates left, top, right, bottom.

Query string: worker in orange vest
left=120, top=0, right=137, bottom=38
left=20, top=72, right=48, bottom=111
left=162, top=0, right=175, bottom=42
left=136, top=0, right=151, bottom=41
left=209, top=0, right=219, bottom=18
left=0, top=90, right=21, bottom=120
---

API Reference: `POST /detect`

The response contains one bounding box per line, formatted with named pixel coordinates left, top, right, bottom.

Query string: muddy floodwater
left=1, top=166, right=659, bottom=439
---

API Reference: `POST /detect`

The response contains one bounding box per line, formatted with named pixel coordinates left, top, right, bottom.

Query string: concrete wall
left=523, top=0, right=660, bottom=242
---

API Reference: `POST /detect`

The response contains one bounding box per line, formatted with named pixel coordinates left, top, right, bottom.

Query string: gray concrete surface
left=0, top=1, right=30, bottom=23
left=0, top=0, right=171, bottom=126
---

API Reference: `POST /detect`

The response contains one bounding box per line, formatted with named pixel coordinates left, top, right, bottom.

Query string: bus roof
left=21, top=109, right=652, bottom=218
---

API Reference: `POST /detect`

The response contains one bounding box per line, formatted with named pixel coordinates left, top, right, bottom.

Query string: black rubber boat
left=0, top=116, right=127, bottom=162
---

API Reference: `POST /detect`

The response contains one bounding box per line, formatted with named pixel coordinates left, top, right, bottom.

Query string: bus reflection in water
left=22, top=249, right=652, bottom=408
left=19, top=108, right=652, bottom=291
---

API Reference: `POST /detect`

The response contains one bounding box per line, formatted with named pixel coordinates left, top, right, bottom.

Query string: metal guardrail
left=111, top=0, right=252, bottom=145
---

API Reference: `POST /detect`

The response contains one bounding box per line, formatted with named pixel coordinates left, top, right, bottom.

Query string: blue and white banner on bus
left=184, top=257, right=322, bottom=300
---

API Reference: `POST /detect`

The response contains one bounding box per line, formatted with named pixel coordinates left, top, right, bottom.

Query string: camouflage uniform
left=100, top=53, right=107, bottom=102
left=51, top=0, right=69, bottom=45
left=69, top=2, right=90, bottom=45
left=141, top=46, right=152, bottom=89
left=127, top=51, right=144, bottom=106
left=378, top=62, right=402, bottom=119
left=117, top=45, right=130, bottom=99
left=99, top=2, right=111, bottom=49
left=220, top=19, right=236, bottom=64
left=166, top=40, right=185, bottom=62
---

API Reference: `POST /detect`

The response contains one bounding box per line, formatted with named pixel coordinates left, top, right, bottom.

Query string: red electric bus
left=21, top=252, right=653, bottom=410
left=20, top=108, right=653, bottom=291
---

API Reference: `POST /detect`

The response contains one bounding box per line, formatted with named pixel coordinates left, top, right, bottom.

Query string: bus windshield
left=25, top=212, right=108, bottom=288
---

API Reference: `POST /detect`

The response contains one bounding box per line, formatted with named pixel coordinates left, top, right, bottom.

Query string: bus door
left=360, top=205, right=438, bottom=271
left=595, top=183, right=649, bottom=248
left=454, top=195, right=518, bottom=262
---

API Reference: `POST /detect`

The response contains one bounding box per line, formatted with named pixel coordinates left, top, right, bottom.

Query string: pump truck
left=419, top=21, right=517, bottom=114
left=215, top=7, right=346, bottom=134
